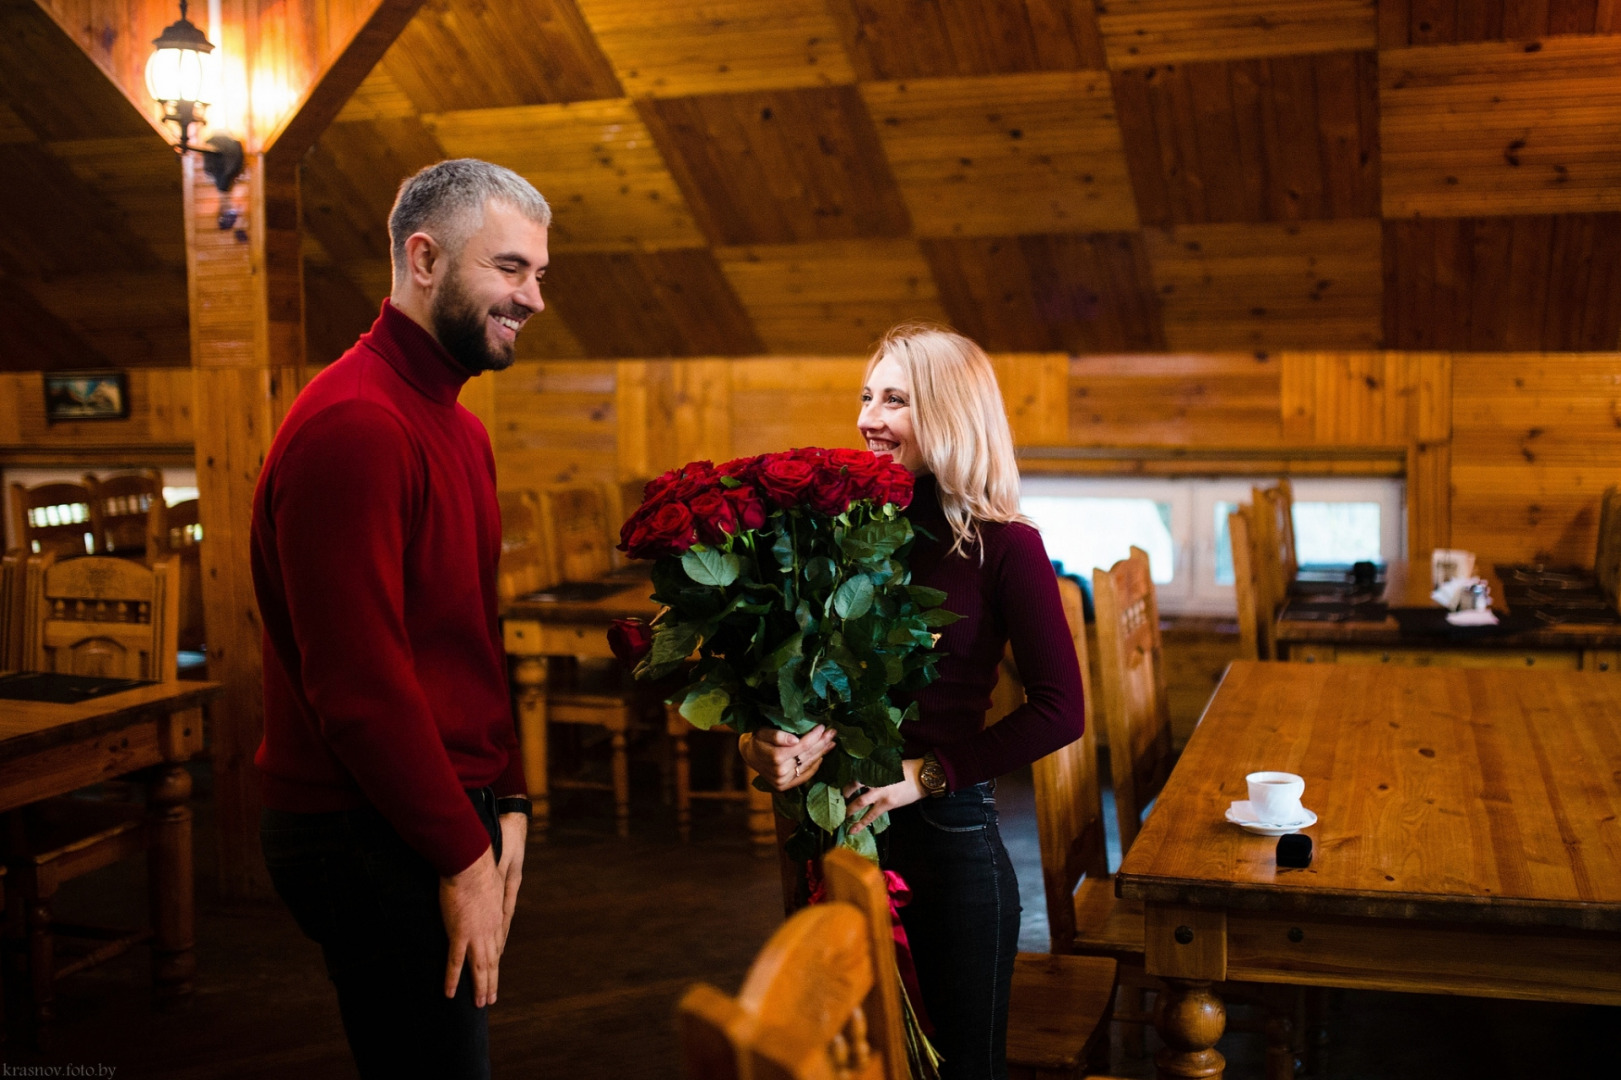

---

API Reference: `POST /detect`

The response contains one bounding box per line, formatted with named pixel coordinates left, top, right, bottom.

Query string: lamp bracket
left=200, top=134, right=244, bottom=192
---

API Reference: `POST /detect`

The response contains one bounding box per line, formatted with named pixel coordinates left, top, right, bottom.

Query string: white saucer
left=1225, top=800, right=1317, bottom=836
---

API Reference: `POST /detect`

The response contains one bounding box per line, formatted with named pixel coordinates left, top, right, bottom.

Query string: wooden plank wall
left=9, top=346, right=1621, bottom=568
left=460, top=345, right=1618, bottom=570
left=8, top=347, right=1615, bottom=567
left=0, top=369, right=194, bottom=452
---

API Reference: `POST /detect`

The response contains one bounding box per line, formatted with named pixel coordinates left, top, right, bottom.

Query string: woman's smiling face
left=858, top=353, right=925, bottom=473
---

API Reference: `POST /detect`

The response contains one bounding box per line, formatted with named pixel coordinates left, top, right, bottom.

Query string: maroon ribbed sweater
left=252, top=301, right=524, bottom=878
left=897, top=475, right=1086, bottom=790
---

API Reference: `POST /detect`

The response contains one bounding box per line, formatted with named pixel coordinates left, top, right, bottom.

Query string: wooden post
left=187, top=150, right=305, bottom=896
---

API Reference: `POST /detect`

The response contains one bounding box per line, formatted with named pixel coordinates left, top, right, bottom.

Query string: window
left=1020, top=475, right=1405, bottom=615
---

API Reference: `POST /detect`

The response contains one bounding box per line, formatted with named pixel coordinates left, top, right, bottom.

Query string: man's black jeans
left=882, top=781, right=1021, bottom=1080
left=261, top=789, right=502, bottom=1080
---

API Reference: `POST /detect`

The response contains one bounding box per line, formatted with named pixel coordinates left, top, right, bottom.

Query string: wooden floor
left=3, top=759, right=1611, bottom=1078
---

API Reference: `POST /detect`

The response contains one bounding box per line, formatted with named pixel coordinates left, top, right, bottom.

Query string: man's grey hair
left=388, top=159, right=551, bottom=280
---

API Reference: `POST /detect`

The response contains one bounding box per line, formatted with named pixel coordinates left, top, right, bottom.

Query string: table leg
left=146, top=763, right=194, bottom=1005
left=744, top=769, right=775, bottom=859
left=1153, top=978, right=1225, bottom=1080
left=512, top=656, right=550, bottom=838
left=670, top=709, right=692, bottom=843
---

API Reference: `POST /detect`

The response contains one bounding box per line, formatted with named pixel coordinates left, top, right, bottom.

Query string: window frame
left=1020, top=473, right=1406, bottom=616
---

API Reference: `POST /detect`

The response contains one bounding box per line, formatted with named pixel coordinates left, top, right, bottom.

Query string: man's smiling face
left=430, top=200, right=549, bottom=374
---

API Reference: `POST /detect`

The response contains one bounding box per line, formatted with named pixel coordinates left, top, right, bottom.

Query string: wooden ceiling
left=0, top=0, right=187, bottom=372
left=299, top=0, right=1621, bottom=360
left=8, top=0, right=1621, bottom=370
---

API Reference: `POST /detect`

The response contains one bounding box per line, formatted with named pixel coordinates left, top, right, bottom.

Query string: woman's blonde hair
left=867, top=324, right=1028, bottom=557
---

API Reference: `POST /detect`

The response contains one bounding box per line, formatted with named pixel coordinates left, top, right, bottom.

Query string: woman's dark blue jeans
left=260, top=790, right=501, bottom=1080
left=882, top=781, right=1021, bottom=1080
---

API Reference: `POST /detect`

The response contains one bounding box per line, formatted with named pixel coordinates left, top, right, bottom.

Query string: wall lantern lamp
left=146, top=0, right=242, bottom=192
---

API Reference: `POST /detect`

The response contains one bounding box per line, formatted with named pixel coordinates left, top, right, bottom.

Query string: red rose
left=690, top=491, right=739, bottom=544
left=808, top=469, right=854, bottom=516
left=756, top=454, right=819, bottom=507
left=724, top=485, right=768, bottom=531
left=669, top=461, right=718, bottom=502
left=626, top=501, right=696, bottom=558
left=877, top=464, right=914, bottom=509
left=642, top=469, right=681, bottom=501
left=607, top=618, right=654, bottom=664
left=828, top=448, right=886, bottom=502
left=718, top=455, right=762, bottom=482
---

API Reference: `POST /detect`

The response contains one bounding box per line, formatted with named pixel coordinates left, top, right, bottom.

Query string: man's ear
left=403, top=231, right=440, bottom=289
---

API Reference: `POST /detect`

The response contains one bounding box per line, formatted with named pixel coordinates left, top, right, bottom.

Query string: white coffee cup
left=1246, top=771, right=1305, bottom=824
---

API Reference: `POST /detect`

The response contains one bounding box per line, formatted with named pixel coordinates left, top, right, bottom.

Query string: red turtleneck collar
left=364, top=299, right=473, bottom=407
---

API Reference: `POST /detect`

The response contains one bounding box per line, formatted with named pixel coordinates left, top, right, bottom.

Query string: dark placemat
left=518, top=580, right=630, bottom=604
left=0, top=671, right=153, bottom=703
left=1492, top=563, right=1621, bottom=626
left=1280, top=600, right=1389, bottom=622
left=1389, top=609, right=1541, bottom=641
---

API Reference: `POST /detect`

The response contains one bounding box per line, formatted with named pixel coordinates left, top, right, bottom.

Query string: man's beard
left=430, top=264, right=521, bottom=374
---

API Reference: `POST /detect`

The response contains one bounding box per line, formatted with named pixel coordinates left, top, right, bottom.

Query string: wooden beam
left=262, top=0, right=427, bottom=164
left=185, top=151, right=302, bottom=897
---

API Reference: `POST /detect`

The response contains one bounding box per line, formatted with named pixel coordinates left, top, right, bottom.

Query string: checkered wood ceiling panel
left=11, top=0, right=1621, bottom=373
left=0, top=0, right=187, bottom=371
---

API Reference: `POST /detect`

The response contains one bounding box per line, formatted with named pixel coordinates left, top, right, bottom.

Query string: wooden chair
left=1596, top=484, right=1621, bottom=608
left=1252, top=481, right=1298, bottom=608
left=681, top=848, right=1121, bottom=1080
left=502, top=487, right=659, bottom=837
left=1229, top=503, right=1276, bottom=661
left=1033, top=579, right=1142, bottom=963
left=9, top=481, right=95, bottom=559
left=539, top=483, right=614, bottom=584
left=164, top=499, right=206, bottom=657
left=24, top=555, right=179, bottom=681
left=1257, top=480, right=1298, bottom=578
left=1091, top=547, right=1173, bottom=854
left=609, top=477, right=652, bottom=570
left=85, top=469, right=166, bottom=559
left=498, top=489, right=552, bottom=603
left=678, top=848, right=911, bottom=1080
left=665, top=705, right=775, bottom=854
left=1, top=548, right=29, bottom=671
left=6, top=553, right=181, bottom=1031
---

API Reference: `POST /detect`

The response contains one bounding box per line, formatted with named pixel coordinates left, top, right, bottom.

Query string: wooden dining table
left=499, top=568, right=660, bottom=834
left=1116, top=661, right=1621, bottom=1080
left=0, top=677, right=218, bottom=1007
left=1275, top=558, right=1621, bottom=670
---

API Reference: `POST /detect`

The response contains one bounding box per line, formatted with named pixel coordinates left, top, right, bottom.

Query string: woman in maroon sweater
left=742, top=326, right=1087, bottom=1080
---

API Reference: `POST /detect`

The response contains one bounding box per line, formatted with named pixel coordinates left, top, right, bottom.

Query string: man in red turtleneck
left=252, top=160, right=548, bottom=1080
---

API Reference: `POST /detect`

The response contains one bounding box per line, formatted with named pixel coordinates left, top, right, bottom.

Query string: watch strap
left=495, top=795, right=533, bottom=820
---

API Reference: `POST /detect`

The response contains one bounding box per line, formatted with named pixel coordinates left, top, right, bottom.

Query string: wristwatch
left=496, top=795, right=533, bottom=820
left=918, top=752, right=948, bottom=798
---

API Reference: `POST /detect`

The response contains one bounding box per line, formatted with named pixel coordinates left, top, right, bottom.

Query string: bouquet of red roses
left=611, top=447, right=958, bottom=862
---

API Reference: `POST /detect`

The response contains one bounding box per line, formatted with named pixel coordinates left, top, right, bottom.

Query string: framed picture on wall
left=42, top=371, right=130, bottom=422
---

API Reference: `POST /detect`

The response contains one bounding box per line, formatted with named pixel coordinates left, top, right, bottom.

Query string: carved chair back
left=540, top=484, right=614, bottom=584
left=1092, top=546, right=1173, bottom=854
left=1031, top=576, right=1109, bottom=955
left=26, top=554, right=178, bottom=681
left=85, top=469, right=166, bottom=559
left=497, top=489, right=552, bottom=603
left=677, top=848, right=907, bottom=1080
left=10, top=481, right=95, bottom=559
